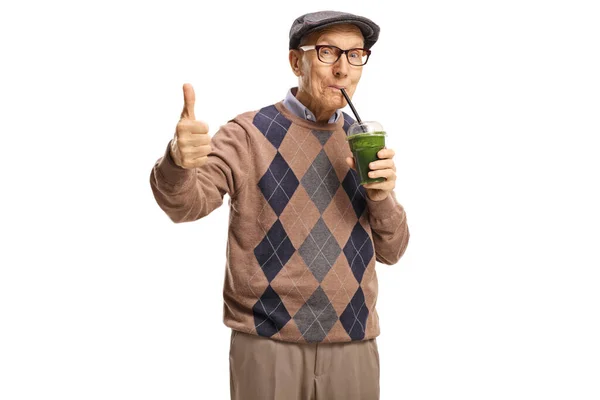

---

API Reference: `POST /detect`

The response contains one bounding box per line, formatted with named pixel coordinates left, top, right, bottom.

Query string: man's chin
left=326, top=92, right=345, bottom=109
left=333, top=98, right=346, bottom=110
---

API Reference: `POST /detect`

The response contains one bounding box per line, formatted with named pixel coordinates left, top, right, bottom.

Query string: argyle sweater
left=150, top=101, right=410, bottom=343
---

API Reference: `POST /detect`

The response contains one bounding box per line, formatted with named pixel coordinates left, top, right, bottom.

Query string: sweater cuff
left=365, top=192, right=398, bottom=220
left=156, top=140, right=194, bottom=186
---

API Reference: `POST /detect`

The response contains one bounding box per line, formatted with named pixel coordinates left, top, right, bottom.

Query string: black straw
left=340, top=88, right=362, bottom=124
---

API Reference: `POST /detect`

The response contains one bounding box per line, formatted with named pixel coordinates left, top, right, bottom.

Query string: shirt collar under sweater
left=274, top=101, right=346, bottom=133
left=282, top=87, right=342, bottom=124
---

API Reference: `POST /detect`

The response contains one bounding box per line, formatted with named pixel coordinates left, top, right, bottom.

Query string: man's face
left=295, top=25, right=365, bottom=116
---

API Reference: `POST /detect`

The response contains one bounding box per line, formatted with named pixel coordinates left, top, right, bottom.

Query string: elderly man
left=150, top=10, right=409, bottom=400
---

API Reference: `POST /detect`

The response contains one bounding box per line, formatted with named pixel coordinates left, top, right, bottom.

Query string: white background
left=1, top=0, right=599, bottom=399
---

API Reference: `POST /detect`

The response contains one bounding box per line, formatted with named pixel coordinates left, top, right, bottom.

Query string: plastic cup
left=345, top=121, right=386, bottom=185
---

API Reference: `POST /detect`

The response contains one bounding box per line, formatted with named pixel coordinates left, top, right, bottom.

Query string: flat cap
left=289, top=10, right=380, bottom=50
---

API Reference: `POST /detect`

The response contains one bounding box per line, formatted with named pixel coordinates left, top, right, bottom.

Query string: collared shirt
left=282, top=87, right=342, bottom=124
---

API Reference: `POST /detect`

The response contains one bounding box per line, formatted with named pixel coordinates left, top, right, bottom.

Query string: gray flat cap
left=289, top=10, right=380, bottom=50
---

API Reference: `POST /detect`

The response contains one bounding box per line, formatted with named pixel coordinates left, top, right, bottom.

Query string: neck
left=294, top=87, right=336, bottom=123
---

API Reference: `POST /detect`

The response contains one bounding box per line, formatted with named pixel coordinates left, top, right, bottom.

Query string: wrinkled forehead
left=300, top=24, right=365, bottom=47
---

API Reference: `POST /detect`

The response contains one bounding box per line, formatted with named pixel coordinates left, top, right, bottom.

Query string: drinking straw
left=340, top=88, right=362, bottom=124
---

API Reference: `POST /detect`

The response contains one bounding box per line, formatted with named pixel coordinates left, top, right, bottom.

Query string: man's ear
left=289, top=49, right=303, bottom=77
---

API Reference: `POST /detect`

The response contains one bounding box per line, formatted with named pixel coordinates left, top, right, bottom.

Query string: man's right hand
left=170, top=83, right=212, bottom=169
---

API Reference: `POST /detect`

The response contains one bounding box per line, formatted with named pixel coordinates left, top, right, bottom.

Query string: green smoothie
left=346, top=132, right=386, bottom=185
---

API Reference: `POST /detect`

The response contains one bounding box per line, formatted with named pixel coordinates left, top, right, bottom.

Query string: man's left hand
left=346, top=148, right=397, bottom=202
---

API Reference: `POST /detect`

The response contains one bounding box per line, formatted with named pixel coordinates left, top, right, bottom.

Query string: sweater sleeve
left=366, top=191, right=410, bottom=265
left=149, top=121, right=251, bottom=223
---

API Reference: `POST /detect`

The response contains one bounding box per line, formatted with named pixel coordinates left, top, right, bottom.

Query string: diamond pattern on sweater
left=312, top=129, right=333, bottom=146
left=324, top=130, right=354, bottom=182
left=279, top=185, right=320, bottom=250
left=258, top=152, right=299, bottom=216
left=301, top=150, right=339, bottom=214
left=343, top=221, right=374, bottom=283
left=254, top=220, right=295, bottom=282
left=253, top=105, right=292, bottom=149
left=248, top=106, right=379, bottom=343
left=298, top=218, right=341, bottom=283
left=270, top=252, right=320, bottom=317
left=256, top=201, right=278, bottom=240
left=279, top=125, right=322, bottom=182
left=293, top=286, right=338, bottom=342
left=339, top=286, right=368, bottom=340
left=253, top=285, right=292, bottom=337
left=342, top=169, right=367, bottom=219
left=320, top=253, right=360, bottom=317
left=322, top=186, right=355, bottom=249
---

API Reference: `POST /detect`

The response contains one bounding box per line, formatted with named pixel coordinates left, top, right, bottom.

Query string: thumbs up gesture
left=170, top=83, right=212, bottom=169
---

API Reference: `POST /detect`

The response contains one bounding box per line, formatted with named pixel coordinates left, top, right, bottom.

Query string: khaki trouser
left=229, top=330, right=380, bottom=400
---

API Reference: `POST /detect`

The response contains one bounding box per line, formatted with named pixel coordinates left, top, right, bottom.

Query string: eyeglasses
left=299, top=45, right=371, bottom=66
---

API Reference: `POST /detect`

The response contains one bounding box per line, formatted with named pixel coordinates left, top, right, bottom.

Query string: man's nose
left=333, top=54, right=349, bottom=77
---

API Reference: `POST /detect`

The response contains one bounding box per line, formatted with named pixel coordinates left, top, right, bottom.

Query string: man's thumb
left=180, top=83, right=196, bottom=120
left=346, top=156, right=356, bottom=171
